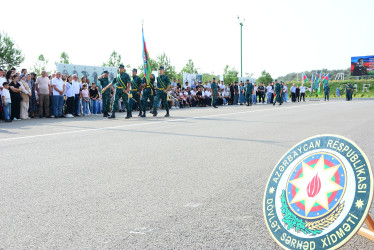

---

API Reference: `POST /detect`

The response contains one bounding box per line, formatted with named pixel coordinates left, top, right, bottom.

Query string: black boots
left=138, top=111, right=142, bottom=117
left=153, top=110, right=158, bottom=116
left=125, top=111, right=132, bottom=119
left=140, top=111, right=146, bottom=117
left=108, top=112, right=115, bottom=119
left=165, top=112, right=170, bottom=117
left=103, top=112, right=108, bottom=117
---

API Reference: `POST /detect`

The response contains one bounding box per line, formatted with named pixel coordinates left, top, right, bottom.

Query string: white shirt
left=283, top=85, right=288, bottom=93
left=267, top=86, right=273, bottom=93
left=291, top=86, right=296, bottom=93
left=65, top=82, right=75, bottom=97
left=205, top=90, right=211, bottom=97
left=0, top=76, right=6, bottom=95
left=191, top=90, right=196, bottom=96
left=253, top=86, right=258, bottom=94
left=171, top=81, right=177, bottom=87
left=52, top=77, right=64, bottom=96
left=300, top=86, right=306, bottom=93
left=204, top=83, right=211, bottom=89
left=72, top=80, right=81, bottom=95
left=219, top=83, right=225, bottom=89
left=1, top=88, right=11, bottom=103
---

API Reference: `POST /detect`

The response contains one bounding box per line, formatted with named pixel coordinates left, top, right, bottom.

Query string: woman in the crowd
left=9, top=75, right=22, bottom=120
left=27, top=73, right=38, bottom=118
left=6, top=70, right=14, bottom=83
left=65, top=75, right=75, bottom=118
left=19, top=74, right=31, bottom=119
left=89, top=82, right=99, bottom=115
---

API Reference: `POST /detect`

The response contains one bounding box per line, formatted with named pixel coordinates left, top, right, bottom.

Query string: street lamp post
left=237, top=16, right=245, bottom=78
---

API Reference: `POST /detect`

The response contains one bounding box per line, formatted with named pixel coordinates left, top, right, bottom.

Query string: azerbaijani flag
left=310, top=74, right=314, bottom=94
left=318, top=72, right=323, bottom=94
left=325, top=73, right=329, bottom=86
left=302, top=73, right=308, bottom=85
left=142, top=26, right=152, bottom=85
left=315, top=73, right=318, bottom=90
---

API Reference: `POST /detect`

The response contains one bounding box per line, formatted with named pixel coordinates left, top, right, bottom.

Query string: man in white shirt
left=184, top=82, right=190, bottom=89
left=36, top=70, right=51, bottom=118
left=51, top=72, right=65, bottom=118
left=291, top=84, right=296, bottom=102
left=72, top=74, right=81, bottom=116
left=300, top=84, right=306, bottom=102
left=204, top=88, right=212, bottom=106
left=171, top=78, right=177, bottom=88
left=204, top=81, right=211, bottom=89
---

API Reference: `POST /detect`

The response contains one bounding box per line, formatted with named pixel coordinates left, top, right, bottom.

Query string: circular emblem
left=263, top=135, right=373, bottom=249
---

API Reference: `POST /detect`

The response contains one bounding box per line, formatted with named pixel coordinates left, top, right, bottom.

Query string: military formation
left=97, top=67, right=358, bottom=120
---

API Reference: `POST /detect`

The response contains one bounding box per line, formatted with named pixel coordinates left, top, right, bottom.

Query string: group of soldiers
left=244, top=79, right=285, bottom=106
left=98, top=65, right=171, bottom=119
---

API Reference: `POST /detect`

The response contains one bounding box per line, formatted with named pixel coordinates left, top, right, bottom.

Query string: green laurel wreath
left=280, top=190, right=322, bottom=235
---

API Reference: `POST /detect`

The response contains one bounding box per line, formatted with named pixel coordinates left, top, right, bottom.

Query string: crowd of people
left=0, top=66, right=338, bottom=123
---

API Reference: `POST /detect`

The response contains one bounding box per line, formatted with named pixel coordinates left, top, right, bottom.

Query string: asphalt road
left=1, top=100, right=374, bottom=249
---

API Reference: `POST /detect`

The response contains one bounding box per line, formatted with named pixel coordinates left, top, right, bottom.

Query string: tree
left=102, top=50, right=123, bottom=68
left=0, top=32, right=24, bottom=69
left=156, top=52, right=177, bottom=80
left=257, top=70, right=273, bottom=84
left=138, top=52, right=177, bottom=79
left=32, top=54, right=50, bottom=75
left=181, top=59, right=199, bottom=74
left=223, top=65, right=239, bottom=85
left=58, top=51, right=70, bottom=64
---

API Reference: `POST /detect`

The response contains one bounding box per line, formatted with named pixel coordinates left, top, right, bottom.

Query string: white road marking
left=184, top=203, right=202, bottom=208
left=129, top=227, right=152, bottom=235
left=0, top=101, right=357, bottom=142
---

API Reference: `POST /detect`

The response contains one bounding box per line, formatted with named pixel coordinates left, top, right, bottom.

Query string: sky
left=2, top=0, right=373, bottom=78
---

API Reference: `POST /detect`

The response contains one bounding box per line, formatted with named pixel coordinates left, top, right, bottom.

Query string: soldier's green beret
left=103, top=70, right=109, bottom=74
left=132, top=68, right=137, bottom=72
left=119, top=65, right=125, bottom=69
left=159, top=66, right=165, bottom=70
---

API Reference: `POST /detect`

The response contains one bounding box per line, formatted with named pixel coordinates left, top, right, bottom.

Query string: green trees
left=58, top=52, right=70, bottom=64
left=223, top=65, right=239, bottom=85
left=257, top=70, right=273, bottom=84
left=32, top=54, right=50, bottom=75
left=0, top=32, right=24, bottom=69
left=102, top=50, right=123, bottom=68
left=181, top=59, right=199, bottom=74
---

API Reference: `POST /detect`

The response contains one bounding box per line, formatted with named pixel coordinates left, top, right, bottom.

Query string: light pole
left=237, top=16, right=245, bottom=77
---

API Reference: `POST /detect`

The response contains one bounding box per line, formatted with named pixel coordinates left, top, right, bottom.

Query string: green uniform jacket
left=142, top=77, right=155, bottom=89
left=346, top=84, right=354, bottom=93
left=324, top=85, right=330, bottom=93
left=211, top=81, right=218, bottom=92
left=157, top=75, right=171, bottom=90
left=275, top=83, right=281, bottom=94
left=98, top=77, right=110, bottom=89
left=245, top=83, right=253, bottom=94
left=112, top=72, right=131, bottom=89
left=131, top=75, right=142, bottom=91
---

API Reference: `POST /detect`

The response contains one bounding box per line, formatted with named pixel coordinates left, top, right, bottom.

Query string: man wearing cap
left=210, top=78, right=218, bottom=108
left=98, top=70, right=111, bottom=117
left=273, top=80, right=282, bottom=106
left=102, top=65, right=131, bottom=119
left=245, top=79, right=253, bottom=106
left=323, top=83, right=330, bottom=101
left=153, top=66, right=171, bottom=117
left=345, top=82, right=354, bottom=101
left=140, top=73, right=155, bottom=117
left=127, top=68, right=142, bottom=119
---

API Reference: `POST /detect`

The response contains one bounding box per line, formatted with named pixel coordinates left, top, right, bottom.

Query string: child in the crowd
left=81, top=84, right=90, bottom=116
left=1, top=82, right=12, bottom=122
